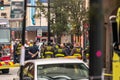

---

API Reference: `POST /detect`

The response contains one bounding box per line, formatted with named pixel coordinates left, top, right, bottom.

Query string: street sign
left=37, top=29, right=42, bottom=37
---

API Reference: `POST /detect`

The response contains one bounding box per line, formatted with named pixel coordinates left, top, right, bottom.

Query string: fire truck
left=105, top=7, right=120, bottom=80
left=0, top=18, right=14, bottom=73
left=111, top=7, right=120, bottom=80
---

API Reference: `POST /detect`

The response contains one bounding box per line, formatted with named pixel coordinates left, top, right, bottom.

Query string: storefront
left=11, top=26, right=48, bottom=41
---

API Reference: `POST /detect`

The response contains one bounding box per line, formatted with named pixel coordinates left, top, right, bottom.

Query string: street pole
left=48, top=0, right=50, bottom=45
left=20, top=0, right=27, bottom=80
left=89, top=0, right=104, bottom=80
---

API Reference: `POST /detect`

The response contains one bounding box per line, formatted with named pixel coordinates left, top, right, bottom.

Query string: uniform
left=55, top=48, right=65, bottom=57
left=43, top=45, right=54, bottom=58
left=70, top=47, right=82, bottom=59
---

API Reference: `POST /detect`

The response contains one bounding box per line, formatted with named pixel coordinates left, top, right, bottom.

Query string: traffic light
left=0, top=0, right=4, bottom=10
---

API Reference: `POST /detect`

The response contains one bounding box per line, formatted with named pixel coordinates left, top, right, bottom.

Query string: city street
left=0, top=67, right=19, bottom=80
left=0, top=0, right=120, bottom=80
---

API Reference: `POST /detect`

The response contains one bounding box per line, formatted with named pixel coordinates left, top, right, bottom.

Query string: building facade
left=0, top=0, right=49, bottom=42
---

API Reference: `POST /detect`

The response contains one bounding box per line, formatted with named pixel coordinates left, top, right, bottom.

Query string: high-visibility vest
left=16, top=43, right=22, bottom=55
left=72, top=47, right=82, bottom=58
left=44, top=46, right=54, bottom=58
left=55, top=48, right=65, bottom=57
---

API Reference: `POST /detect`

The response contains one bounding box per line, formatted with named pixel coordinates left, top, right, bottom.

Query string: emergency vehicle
left=112, top=7, right=120, bottom=80
left=0, top=18, right=14, bottom=73
left=104, top=7, right=120, bottom=80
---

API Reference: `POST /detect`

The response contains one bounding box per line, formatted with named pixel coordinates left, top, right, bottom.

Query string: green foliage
left=36, top=0, right=88, bottom=37
left=50, top=0, right=70, bottom=36
left=34, top=0, right=47, bottom=18
left=51, top=0, right=88, bottom=36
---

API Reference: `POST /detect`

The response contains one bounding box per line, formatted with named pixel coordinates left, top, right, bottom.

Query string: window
left=37, top=63, right=88, bottom=79
left=39, top=0, right=48, bottom=3
left=27, top=0, right=31, bottom=4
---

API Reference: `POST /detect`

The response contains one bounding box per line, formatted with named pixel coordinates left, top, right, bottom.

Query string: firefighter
left=70, top=43, right=82, bottom=59
left=43, top=42, right=54, bottom=58
left=39, top=42, right=45, bottom=58
left=83, top=46, right=89, bottom=62
left=15, top=41, right=22, bottom=63
left=55, top=43, right=69, bottom=57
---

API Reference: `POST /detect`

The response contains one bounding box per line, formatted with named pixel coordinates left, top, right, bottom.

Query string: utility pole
left=89, top=0, right=104, bottom=80
left=19, top=0, right=27, bottom=80
left=48, top=0, right=50, bottom=45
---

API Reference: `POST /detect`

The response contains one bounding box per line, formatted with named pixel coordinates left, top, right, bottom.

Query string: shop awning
left=11, top=26, right=48, bottom=32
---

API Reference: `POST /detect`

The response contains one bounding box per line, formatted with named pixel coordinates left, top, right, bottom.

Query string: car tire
left=2, top=69, right=9, bottom=74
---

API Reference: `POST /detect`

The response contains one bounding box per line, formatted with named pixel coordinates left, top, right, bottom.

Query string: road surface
left=0, top=67, right=19, bottom=80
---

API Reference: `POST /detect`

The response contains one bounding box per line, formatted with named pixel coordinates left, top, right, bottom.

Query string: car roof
left=25, top=58, right=86, bottom=65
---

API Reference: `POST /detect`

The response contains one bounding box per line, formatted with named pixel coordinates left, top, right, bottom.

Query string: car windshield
left=37, top=63, right=88, bottom=80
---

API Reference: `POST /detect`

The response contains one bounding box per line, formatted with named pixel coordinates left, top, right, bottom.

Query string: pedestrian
left=29, top=40, right=33, bottom=47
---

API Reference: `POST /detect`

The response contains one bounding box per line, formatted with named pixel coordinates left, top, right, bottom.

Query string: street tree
left=50, top=0, right=70, bottom=43
left=64, top=0, right=88, bottom=44
left=50, top=0, right=88, bottom=44
left=35, top=0, right=47, bottom=18
left=35, top=0, right=88, bottom=44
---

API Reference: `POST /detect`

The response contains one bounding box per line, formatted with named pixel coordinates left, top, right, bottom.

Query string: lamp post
left=89, top=0, right=104, bottom=79
left=48, top=0, right=50, bottom=45
left=19, top=0, right=27, bottom=80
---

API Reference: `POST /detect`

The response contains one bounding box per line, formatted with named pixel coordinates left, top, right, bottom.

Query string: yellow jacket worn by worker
left=44, top=45, right=54, bottom=58
left=70, top=47, right=82, bottom=59
left=55, top=48, right=65, bottom=57
left=16, top=43, right=22, bottom=55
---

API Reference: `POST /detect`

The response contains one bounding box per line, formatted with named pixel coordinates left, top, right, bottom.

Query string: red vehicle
left=0, top=18, right=13, bottom=73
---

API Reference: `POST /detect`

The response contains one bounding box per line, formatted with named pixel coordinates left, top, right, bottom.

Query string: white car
left=22, top=58, right=89, bottom=80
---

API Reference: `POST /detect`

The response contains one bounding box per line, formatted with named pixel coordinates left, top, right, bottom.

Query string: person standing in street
left=28, top=41, right=39, bottom=59
left=43, top=42, right=54, bottom=58
left=70, top=43, right=82, bottom=59
left=55, top=43, right=69, bottom=57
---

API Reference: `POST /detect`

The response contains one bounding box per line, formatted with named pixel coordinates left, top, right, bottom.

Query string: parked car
left=21, top=58, right=89, bottom=80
